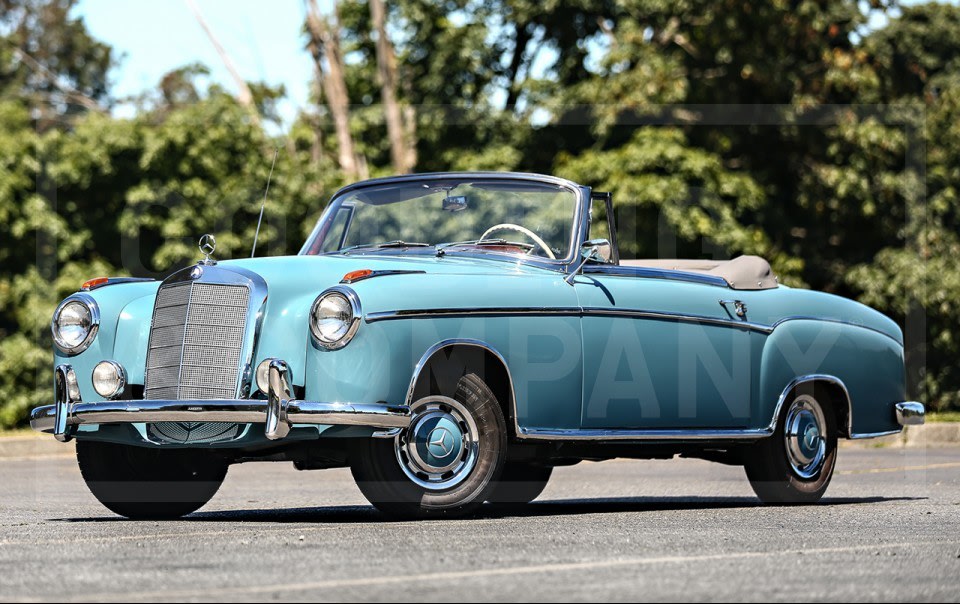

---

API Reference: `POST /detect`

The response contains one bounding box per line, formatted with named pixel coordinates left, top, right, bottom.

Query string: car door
left=572, top=198, right=765, bottom=430
left=576, top=271, right=766, bottom=430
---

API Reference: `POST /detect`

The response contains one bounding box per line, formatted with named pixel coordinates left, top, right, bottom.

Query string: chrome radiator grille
left=144, top=281, right=250, bottom=400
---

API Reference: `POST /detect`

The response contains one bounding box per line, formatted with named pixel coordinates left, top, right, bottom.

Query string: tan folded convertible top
left=619, top=255, right=777, bottom=290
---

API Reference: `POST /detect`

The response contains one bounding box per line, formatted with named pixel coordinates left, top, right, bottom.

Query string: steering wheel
left=479, top=224, right=556, bottom=260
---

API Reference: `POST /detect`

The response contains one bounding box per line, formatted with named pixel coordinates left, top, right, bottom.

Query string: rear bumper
left=894, top=401, right=925, bottom=426
left=30, top=361, right=410, bottom=443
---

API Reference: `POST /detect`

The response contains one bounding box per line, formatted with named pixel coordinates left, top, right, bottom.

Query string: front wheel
left=350, top=373, right=507, bottom=519
left=76, top=441, right=228, bottom=519
left=744, top=388, right=837, bottom=504
left=488, top=462, right=553, bottom=505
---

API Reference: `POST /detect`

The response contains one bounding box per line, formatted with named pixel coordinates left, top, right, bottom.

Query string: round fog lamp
left=256, top=359, right=271, bottom=394
left=92, top=360, right=126, bottom=399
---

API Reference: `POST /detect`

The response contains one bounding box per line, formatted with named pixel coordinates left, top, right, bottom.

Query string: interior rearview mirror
left=442, top=195, right=468, bottom=212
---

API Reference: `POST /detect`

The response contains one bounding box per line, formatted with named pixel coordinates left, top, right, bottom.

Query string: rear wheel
left=350, top=373, right=507, bottom=519
left=76, top=441, right=228, bottom=519
left=744, top=388, right=837, bottom=504
left=488, top=462, right=553, bottom=505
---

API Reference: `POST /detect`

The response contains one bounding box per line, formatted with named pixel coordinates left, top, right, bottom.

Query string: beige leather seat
left=618, top=255, right=777, bottom=290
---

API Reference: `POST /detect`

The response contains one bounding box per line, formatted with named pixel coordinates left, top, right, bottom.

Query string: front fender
left=300, top=271, right=584, bottom=430
left=54, top=281, right=160, bottom=401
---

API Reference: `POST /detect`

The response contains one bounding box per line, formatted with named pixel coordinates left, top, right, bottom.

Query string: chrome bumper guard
left=894, top=401, right=925, bottom=426
left=30, top=361, right=410, bottom=443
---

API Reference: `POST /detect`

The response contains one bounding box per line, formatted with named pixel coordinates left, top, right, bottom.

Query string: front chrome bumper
left=30, top=361, right=410, bottom=443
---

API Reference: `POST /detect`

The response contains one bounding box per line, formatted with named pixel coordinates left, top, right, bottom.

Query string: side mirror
left=583, top=238, right=612, bottom=263
left=565, top=238, right=612, bottom=285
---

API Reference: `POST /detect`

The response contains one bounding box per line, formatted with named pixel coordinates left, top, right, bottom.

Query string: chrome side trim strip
left=583, top=265, right=730, bottom=288
left=366, top=308, right=901, bottom=344
left=368, top=307, right=581, bottom=323
left=366, top=306, right=771, bottom=333
left=518, top=427, right=770, bottom=441
left=580, top=307, right=770, bottom=333
left=849, top=429, right=901, bottom=440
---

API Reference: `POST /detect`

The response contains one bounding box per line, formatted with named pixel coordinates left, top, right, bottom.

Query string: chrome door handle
left=719, top=299, right=747, bottom=320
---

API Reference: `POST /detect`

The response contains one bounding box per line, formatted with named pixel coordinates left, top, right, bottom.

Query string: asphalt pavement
left=1, top=446, right=959, bottom=602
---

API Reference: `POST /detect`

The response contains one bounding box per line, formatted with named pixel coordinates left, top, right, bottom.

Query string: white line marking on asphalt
left=0, top=524, right=342, bottom=547
left=30, top=539, right=960, bottom=602
left=838, top=461, right=960, bottom=475
left=0, top=454, right=75, bottom=462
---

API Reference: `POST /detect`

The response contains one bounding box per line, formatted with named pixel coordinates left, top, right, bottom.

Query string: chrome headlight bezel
left=309, top=286, right=362, bottom=350
left=51, top=293, right=100, bottom=355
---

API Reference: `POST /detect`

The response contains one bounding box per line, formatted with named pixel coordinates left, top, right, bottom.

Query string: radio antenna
left=251, top=147, right=279, bottom=258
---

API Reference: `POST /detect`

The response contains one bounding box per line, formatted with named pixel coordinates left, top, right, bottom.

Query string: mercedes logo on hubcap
left=428, top=427, right=454, bottom=457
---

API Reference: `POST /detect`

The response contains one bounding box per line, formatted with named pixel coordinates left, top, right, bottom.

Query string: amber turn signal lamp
left=81, top=277, right=109, bottom=291
left=341, top=269, right=373, bottom=283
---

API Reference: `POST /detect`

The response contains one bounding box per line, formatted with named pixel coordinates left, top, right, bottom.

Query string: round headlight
left=92, top=360, right=126, bottom=399
left=310, top=287, right=361, bottom=350
left=52, top=294, right=100, bottom=355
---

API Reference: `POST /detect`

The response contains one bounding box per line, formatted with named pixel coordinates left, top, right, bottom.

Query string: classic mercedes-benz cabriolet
left=33, top=171, right=924, bottom=519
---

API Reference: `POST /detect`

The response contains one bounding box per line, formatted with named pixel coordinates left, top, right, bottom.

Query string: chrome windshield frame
left=299, top=172, right=589, bottom=273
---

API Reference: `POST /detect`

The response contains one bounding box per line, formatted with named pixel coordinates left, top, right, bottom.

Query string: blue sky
left=75, top=0, right=941, bottom=129
left=76, top=0, right=316, bottom=126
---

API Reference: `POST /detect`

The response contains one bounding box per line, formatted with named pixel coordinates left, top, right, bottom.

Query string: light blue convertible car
left=32, top=171, right=925, bottom=519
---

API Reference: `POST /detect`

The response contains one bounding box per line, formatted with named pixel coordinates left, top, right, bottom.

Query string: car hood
left=217, top=252, right=556, bottom=289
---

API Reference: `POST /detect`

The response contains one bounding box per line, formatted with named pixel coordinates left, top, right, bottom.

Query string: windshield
left=301, top=177, right=579, bottom=261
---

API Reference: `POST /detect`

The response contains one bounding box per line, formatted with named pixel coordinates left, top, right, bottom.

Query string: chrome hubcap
left=395, top=395, right=479, bottom=491
left=784, top=395, right=827, bottom=479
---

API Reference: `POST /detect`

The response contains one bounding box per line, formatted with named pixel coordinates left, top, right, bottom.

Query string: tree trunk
left=184, top=0, right=261, bottom=128
left=504, top=21, right=531, bottom=110
left=305, top=0, right=363, bottom=179
left=369, top=0, right=415, bottom=173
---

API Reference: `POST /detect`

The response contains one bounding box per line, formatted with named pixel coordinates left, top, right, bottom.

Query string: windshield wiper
left=436, top=239, right=534, bottom=256
left=341, top=240, right=431, bottom=253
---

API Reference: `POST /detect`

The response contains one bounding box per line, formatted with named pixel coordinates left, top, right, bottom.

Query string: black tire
left=350, top=373, right=507, bottom=519
left=744, top=386, right=837, bottom=504
left=488, top=462, right=553, bottom=505
left=76, top=441, right=228, bottom=519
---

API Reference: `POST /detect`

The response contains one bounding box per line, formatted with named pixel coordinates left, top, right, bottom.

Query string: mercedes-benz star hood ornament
left=199, top=233, right=217, bottom=265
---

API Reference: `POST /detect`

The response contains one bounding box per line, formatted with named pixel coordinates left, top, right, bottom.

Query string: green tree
left=0, top=0, right=113, bottom=127
left=847, top=3, right=960, bottom=410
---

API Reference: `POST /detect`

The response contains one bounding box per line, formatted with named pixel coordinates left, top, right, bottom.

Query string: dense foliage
left=1, top=0, right=957, bottom=427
